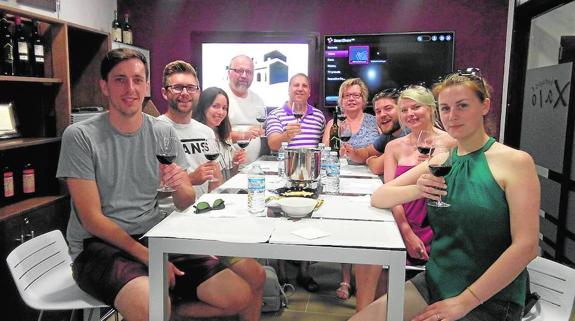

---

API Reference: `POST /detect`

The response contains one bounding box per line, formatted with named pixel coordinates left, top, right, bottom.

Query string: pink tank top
left=396, top=165, right=433, bottom=265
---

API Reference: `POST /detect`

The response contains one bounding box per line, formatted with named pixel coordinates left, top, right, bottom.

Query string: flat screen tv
left=322, top=32, right=455, bottom=108
left=191, top=32, right=319, bottom=109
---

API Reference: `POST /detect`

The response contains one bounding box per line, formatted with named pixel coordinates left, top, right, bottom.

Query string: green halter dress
left=426, top=137, right=527, bottom=308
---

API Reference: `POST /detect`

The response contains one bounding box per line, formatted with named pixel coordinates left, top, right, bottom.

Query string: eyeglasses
left=165, top=84, right=201, bottom=94
left=438, top=67, right=488, bottom=101
left=228, top=68, right=254, bottom=77
left=343, top=93, right=362, bottom=100
left=458, top=68, right=487, bottom=100
left=193, top=199, right=225, bottom=214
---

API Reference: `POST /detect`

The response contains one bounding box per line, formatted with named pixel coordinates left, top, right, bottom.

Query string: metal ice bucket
left=285, top=147, right=321, bottom=183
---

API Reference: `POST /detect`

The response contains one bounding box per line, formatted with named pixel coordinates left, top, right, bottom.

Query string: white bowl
left=277, top=197, right=317, bottom=218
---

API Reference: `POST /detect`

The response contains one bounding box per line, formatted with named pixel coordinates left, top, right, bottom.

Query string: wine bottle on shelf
left=329, top=109, right=340, bottom=152
left=112, top=10, right=122, bottom=42
left=3, top=165, right=14, bottom=199
left=13, top=16, right=31, bottom=76
left=22, top=163, right=35, bottom=195
left=30, top=19, right=44, bottom=77
left=122, top=13, right=132, bottom=45
left=0, top=11, right=14, bottom=76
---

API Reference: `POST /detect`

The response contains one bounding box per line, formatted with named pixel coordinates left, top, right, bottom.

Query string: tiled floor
left=261, top=261, right=355, bottom=321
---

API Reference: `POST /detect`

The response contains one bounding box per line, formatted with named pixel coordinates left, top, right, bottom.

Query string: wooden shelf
left=0, top=195, right=68, bottom=222
left=0, top=75, right=63, bottom=84
left=0, top=3, right=61, bottom=24
left=0, top=137, right=61, bottom=151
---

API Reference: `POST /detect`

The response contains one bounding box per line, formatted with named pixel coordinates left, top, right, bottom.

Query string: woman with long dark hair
left=192, top=87, right=246, bottom=181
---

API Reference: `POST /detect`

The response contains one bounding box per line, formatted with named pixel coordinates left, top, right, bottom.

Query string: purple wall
left=119, top=0, right=508, bottom=137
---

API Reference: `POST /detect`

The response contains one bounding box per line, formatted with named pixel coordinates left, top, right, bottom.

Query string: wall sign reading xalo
left=520, top=62, right=572, bottom=173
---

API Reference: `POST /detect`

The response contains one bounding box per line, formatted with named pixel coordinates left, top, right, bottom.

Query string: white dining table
left=147, top=193, right=406, bottom=321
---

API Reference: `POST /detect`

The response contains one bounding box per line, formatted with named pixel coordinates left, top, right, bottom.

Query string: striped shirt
left=266, top=103, right=326, bottom=148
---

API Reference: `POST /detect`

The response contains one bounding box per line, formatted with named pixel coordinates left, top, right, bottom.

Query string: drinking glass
left=236, top=131, right=251, bottom=150
left=154, top=124, right=178, bottom=192
left=427, top=145, right=452, bottom=207
left=292, top=102, right=306, bottom=122
left=339, top=121, right=352, bottom=144
left=416, top=130, right=434, bottom=156
left=336, top=105, right=347, bottom=123
left=339, top=121, right=352, bottom=164
left=256, top=108, right=267, bottom=136
left=205, top=138, right=220, bottom=182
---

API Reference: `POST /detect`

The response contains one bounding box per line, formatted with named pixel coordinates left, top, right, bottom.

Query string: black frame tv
left=322, top=31, right=455, bottom=108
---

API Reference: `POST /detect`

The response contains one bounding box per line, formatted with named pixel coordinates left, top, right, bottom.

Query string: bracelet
left=467, top=287, right=483, bottom=305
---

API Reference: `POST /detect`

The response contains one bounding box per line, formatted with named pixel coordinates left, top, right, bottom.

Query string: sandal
left=336, top=282, right=351, bottom=300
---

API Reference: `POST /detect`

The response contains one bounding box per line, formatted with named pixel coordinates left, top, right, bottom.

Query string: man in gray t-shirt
left=57, top=112, right=188, bottom=259
left=57, top=49, right=262, bottom=321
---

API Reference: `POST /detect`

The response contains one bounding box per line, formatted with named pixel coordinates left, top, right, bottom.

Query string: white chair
left=522, top=256, right=575, bottom=321
left=6, top=230, right=111, bottom=321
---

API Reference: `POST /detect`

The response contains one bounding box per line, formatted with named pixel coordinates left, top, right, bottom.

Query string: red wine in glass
left=427, top=145, right=452, bottom=207
left=340, top=135, right=352, bottom=143
left=293, top=113, right=304, bottom=120
left=156, top=154, right=176, bottom=165
left=429, top=164, right=451, bottom=177
left=205, top=153, right=220, bottom=161
left=154, top=130, right=178, bottom=192
left=417, top=146, right=432, bottom=155
left=237, top=140, right=250, bottom=149
left=256, top=117, right=266, bottom=123
left=416, top=130, right=434, bottom=157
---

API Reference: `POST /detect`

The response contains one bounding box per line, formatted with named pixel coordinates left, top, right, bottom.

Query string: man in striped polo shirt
left=265, top=73, right=325, bottom=292
left=266, top=73, right=326, bottom=151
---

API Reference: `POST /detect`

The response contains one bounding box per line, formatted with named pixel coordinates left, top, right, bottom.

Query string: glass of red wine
left=339, top=121, right=352, bottom=163
left=336, top=105, right=347, bottom=123
left=236, top=131, right=251, bottom=149
left=256, top=108, right=267, bottom=136
left=205, top=138, right=220, bottom=182
left=292, top=102, right=306, bottom=122
left=427, top=145, right=452, bottom=207
left=339, top=121, right=352, bottom=144
left=416, top=130, right=434, bottom=157
left=155, top=129, right=179, bottom=192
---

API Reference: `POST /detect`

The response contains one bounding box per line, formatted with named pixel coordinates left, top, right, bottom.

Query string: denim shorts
left=410, top=272, right=523, bottom=321
left=72, top=236, right=225, bottom=306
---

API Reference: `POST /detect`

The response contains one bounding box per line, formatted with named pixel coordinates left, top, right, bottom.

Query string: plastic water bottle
left=324, top=151, right=340, bottom=194
left=320, top=146, right=331, bottom=186
left=248, top=164, right=266, bottom=214
left=277, top=142, right=288, bottom=178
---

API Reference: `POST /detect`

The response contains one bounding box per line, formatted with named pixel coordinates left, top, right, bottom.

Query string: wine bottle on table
left=112, top=10, right=122, bottom=42
left=13, top=16, right=31, bottom=76
left=30, top=19, right=44, bottom=77
left=329, top=109, right=340, bottom=152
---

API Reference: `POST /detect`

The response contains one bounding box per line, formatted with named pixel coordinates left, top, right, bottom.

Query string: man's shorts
left=72, top=236, right=226, bottom=306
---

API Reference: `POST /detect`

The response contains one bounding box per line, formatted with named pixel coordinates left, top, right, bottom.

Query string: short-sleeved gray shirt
left=56, top=112, right=188, bottom=259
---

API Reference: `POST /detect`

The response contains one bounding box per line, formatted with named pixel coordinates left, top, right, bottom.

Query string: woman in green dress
left=350, top=71, right=540, bottom=321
